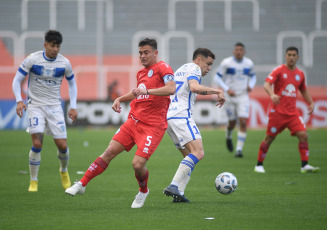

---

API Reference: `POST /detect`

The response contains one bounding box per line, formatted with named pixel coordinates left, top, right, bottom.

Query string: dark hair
left=286, top=46, right=299, bottom=54
left=138, top=38, right=157, bottom=50
left=45, top=30, right=62, bottom=45
left=192, top=48, right=215, bottom=60
left=234, top=42, right=245, bottom=48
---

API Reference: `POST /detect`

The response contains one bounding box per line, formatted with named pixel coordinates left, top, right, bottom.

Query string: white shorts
left=166, top=117, right=202, bottom=149
left=27, top=105, right=67, bottom=139
left=224, top=94, right=250, bottom=121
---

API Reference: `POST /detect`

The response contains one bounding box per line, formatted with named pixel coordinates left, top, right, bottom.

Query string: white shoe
left=131, top=189, right=149, bottom=208
left=301, top=164, right=320, bottom=173
left=254, top=165, right=266, bottom=173
left=65, top=181, right=85, bottom=196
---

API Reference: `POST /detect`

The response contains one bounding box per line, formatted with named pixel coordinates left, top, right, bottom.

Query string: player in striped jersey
left=12, top=30, right=78, bottom=192
left=163, top=48, right=225, bottom=202
left=215, top=42, right=256, bottom=157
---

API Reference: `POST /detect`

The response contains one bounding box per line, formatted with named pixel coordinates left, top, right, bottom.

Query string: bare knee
left=297, top=132, right=308, bottom=142
left=193, top=150, right=204, bottom=161
left=32, top=140, right=43, bottom=149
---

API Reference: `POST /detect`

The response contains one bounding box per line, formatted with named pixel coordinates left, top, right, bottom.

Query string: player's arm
left=112, top=91, right=136, bottom=113
left=300, top=88, right=315, bottom=115
left=12, top=70, right=27, bottom=118
left=247, top=73, right=257, bottom=92
left=132, top=74, right=176, bottom=97
left=264, top=81, right=280, bottom=105
left=189, top=79, right=225, bottom=107
left=66, top=76, right=78, bottom=122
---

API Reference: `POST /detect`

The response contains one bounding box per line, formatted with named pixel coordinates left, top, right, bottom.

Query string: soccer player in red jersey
left=254, top=46, right=319, bottom=174
left=65, top=38, right=176, bottom=208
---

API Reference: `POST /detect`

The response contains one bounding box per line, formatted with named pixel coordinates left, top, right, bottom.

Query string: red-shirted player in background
left=65, top=38, right=176, bottom=208
left=254, top=46, right=319, bottom=174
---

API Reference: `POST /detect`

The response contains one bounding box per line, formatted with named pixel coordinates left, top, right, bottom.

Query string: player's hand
left=16, top=101, right=27, bottom=118
left=68, top=109, right=78, bottom=122
left=247, top=86, right=253, bottom=92
left=308, top=102, right=315, bottom=115
left=216, top=92, right=225, bottom=108
left=227, top=89, right=235, bottom=97
left=132, top=88, right=147, bottom=98
left=112, top=98, right=122, bottom=113
left=271, top=94, right=280, bottom=105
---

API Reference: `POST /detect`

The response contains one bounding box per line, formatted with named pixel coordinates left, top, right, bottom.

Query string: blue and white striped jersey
left=18, top=51, right=74, bottom=107
left=215, top=56, right=256, bottom=95
left=167, top=63, right=202, bottom=119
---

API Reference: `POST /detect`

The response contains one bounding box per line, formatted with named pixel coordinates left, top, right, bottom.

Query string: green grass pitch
left=0, top=128, right=326, bottom=230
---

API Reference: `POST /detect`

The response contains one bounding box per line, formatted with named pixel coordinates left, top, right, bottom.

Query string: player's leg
left=254, top=113, right=285, bottom=173
left=172, top=139, right=202, bottom=195
left=235, top=96, right=250, bottom=157
left=65, top=139, right=125, bottom=196
left=164, top=119, right=202, bottom=202
left=45, top=104, right=72, bottom=189
left=131, top=155, right=150, bottom=208
left=28, top=133, right=44, bottom=192
left=54, top=138, right=71, bottom=189
left=131, top=123, right=166, bottom=208
left=27, top=107, right=46, bottom=192
left=235, top=117, right=247, bottom=157
left=225, top=102, right=237, bottom=152
left=291, top=119, right=320, bottom=173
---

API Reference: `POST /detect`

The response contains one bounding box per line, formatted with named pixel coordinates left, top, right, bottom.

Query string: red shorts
left=113, top=118, right=166, bottom=160
left=267, top=112, right=306, bottom=137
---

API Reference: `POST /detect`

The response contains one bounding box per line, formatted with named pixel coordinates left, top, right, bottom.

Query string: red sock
left=80, top=157, right=108, bottom=186
left=257, top=141, right=270, bottom=163
left=135, top=170, right=149, bottom=193
left=299, top=142, right=309, bottom=161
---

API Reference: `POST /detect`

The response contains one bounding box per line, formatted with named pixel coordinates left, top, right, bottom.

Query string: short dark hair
left=192, top=48, right=215, bottom=60
left=286, top=46, right=299, bottom=54
left=234, top=42, right=245, bottom=48
left=45, top=30, right=62, bottom=45
left=138, top=38, right=157, bottom=50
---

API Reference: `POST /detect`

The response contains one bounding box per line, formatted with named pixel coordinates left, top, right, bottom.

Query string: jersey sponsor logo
left=148, top=69, right=153, bottom=77
left=137, top=83, right=149, bottom=100
left=282, top=84, right=296, bottom=97
left=295, top=75, right=300, bottom=81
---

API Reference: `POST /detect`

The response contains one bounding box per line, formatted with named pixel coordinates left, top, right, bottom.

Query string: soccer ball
left=215, top=172, right=237, bottom=195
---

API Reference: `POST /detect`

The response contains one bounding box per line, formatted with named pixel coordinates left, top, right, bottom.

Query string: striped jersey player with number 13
left=12, top=30, right=78, bottom=192
left=65, top=38, right=176, bottom=208
left=254, top=46, right=319, bottom=173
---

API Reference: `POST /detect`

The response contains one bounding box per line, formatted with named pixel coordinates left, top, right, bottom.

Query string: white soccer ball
left=215, top=172, right=237, bottom=195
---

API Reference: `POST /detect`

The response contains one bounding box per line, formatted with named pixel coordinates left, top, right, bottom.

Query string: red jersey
left=129, top=61, right=174, bottom=128
left=265, top=64, right=306, bottom=116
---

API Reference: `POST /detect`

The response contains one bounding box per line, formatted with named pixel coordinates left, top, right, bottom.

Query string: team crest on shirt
left=295, top=74, right=300, bottom=81
left=283, top=73, right=287, bottom=78
left=148, top=69, right=153, bottom=77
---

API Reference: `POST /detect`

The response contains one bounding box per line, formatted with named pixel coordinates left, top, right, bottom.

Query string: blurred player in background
left=214, top=42, right=256, bottom=157
left=163, top=48, right=225, bottom=202
left=12, top=30, right=78, bottom=192
left=65, top=38, right=176, bottom=208
left=254, top=46, right=319, bottom=173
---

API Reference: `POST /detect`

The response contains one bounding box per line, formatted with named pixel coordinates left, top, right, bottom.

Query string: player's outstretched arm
left=189, top=80, right=225, bottom=107
left=300, top=88, right=315, bottom=115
